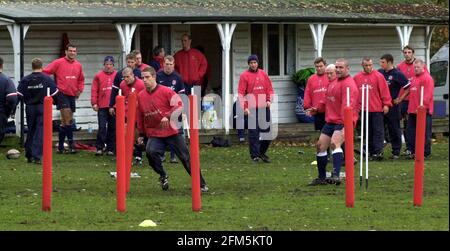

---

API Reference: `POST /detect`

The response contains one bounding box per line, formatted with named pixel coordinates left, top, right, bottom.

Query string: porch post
left=115, top=24, right=137, bottom=68
left=217, top=23, right=236, bottom=135
left=7, top=23, right=29, bottom=139
left=395, top=25, right=414, bottom=49
left=425, top=26, right=435, bottom=69
left=309, top=24, right=328, bottom=58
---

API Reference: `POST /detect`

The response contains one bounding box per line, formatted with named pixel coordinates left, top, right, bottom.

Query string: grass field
left=0, top=136, right=448, bottom=231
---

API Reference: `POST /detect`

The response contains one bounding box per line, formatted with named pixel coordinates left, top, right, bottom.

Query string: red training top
left=353, top=70, right=392, bottom=113
left=91, top=70, right=117, bottom=109
left=323, top=76, right=359, bottom=126
left=119, top=78, right=145, bottom=114
left=137, top=85, right=183, bottom=138
left=174, top=48, right=208, bottom=86
left=138, top=63, right=151, bottom=72
left=303, top=73, right=328, bottom=113
left=397, top=60, right=429, bottom=101
left=238, top=69, right=275, bottom=110
left=407, top=71, right=434, bottom=115
left=43, top=57, right=85, bottom=97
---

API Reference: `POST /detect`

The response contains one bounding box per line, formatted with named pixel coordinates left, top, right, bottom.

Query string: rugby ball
left=6, top=149, right=21, bottom=159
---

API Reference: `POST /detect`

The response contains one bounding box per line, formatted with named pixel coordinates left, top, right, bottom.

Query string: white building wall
left=232, top=24, right=251, bottom=96
left=0, top=24, right=122, bottom=130
left=297, top=24, right=427, bottom=76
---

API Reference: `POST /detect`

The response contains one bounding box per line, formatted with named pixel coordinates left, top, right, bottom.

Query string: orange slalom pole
left=189, top=94, right=201, bottom=212
left=116, top=94, right=126, bottom=212
left=344, top=106, right=355, bottom=208
left=42, top=95, right=53, bottom=211
left=413, top=105, right=426, bottom=207
left=125, top=91, right=137, bottom=193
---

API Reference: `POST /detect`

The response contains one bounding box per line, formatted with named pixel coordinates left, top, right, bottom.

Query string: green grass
left=0, top=136, right=448, bottom=231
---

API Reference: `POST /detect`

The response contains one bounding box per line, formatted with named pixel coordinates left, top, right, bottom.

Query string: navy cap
left=104, top=56, right=115, bottom=64
left=247, top=54, right=259, bottom=64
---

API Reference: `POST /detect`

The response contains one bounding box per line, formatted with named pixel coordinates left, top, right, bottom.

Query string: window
left=158, top=25, right=172, bottom=55
left=267, top=24, right=280, bottom=75
left=430, top=61, right=448, bottom=87
left=251, top=24, right=296, bottom=76
left=284, top=24, right=296, bottom=75
left=251, top=24, right=264, bottom=69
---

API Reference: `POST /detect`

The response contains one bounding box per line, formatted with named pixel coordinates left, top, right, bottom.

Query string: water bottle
left=88, top=122, right=93, bottom=133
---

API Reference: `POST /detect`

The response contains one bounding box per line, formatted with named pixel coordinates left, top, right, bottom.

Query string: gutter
left=1, top=15, right=448, bottom=26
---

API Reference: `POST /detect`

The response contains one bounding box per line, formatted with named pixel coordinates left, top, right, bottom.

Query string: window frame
left=259, top=23, right=296, bottom=78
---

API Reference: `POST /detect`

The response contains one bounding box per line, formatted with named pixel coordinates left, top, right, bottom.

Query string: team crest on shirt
left=172, top=80, right=177, bottom=86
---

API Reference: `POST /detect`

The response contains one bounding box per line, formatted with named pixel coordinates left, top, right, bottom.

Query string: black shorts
left=313, top=112, right=326, bottom=131
left=56, top=93, right=76, bottom=112
left=321, top=123, right=344, bottom=137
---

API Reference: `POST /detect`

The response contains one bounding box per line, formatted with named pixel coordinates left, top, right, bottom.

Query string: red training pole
left=413, top=105, right=426, bottom=207
left=42, top=95, right=53, bottom=211
left=189, top=94, right=201, bottom=212
left=344, top=106, right=355, bottom=208
left=125, top=91, right=137, bottom=193
left=116, top=94, right=126, bottom=212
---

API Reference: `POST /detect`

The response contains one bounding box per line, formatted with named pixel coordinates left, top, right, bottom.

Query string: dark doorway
left=190, top=24, right=223, bottom=96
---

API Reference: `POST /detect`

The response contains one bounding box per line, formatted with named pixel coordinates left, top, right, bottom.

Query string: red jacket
left=43, top=57, right=85, bottom=97
left=91, top=70, right=117, bottom=109
left=238, top=69, right=274, bottom=110
left=138, top=63, right=150, bottom=72
left=353, top=70, right=392, bottom=113
left=153, top=56, right=164, bottom=70
left=323, top=76, right=359, bottom=126
left=407, top=71, right=434, bottom=115
left=119, top=78, right=145, bottom=114
left=397, top=60, right=428, bottom=101
left=303, top=73, right=328, bottom=113
left=174, top=48, right=208, bottom=86
left=137, top=85, right=183, bottom=138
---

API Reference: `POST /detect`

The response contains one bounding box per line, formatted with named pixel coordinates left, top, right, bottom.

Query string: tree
left=431, top=0, right=449, bottom=56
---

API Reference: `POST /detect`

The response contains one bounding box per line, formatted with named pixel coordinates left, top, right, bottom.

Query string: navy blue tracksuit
left=0, top=72, right=18, bottom=144
left=378, top=68, right=409, bottom=156
left=96, top=108, right=115, bottom=152
left=17, top=72, right=58, bottom=161
left=368, top=112, right=385, bottom=155
left=248, top=107, right=272, bottom=159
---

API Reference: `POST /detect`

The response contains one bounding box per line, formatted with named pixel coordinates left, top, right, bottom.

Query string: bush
left=292, top=68, right=315, bottom=87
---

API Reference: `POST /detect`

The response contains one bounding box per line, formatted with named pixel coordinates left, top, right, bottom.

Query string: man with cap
left=18, top=58, right=59, bottom=164
left=238, top=55, right=274, bottom=163
left=91, top=56, right=117, bottom=156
